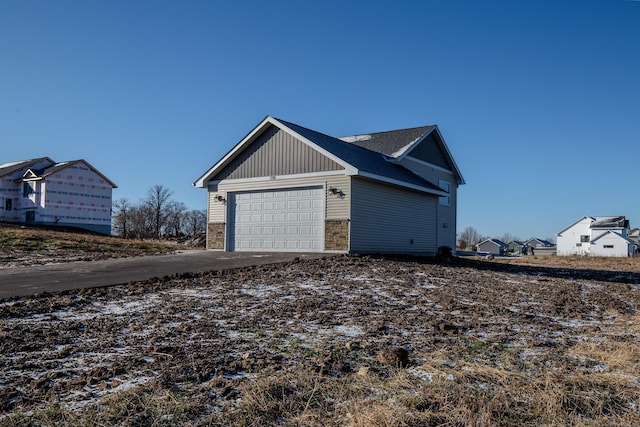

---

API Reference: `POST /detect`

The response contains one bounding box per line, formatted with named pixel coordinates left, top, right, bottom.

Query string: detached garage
left=194, top=116, right=464, bottom=255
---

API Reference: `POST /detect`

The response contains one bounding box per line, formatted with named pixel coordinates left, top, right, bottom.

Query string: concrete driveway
left=0, top=251, right=327, bottom=298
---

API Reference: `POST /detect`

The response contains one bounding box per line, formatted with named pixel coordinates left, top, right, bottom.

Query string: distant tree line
left=112, top=184, right=206, bottom=240
left=457, top=226, right=555, bottom=250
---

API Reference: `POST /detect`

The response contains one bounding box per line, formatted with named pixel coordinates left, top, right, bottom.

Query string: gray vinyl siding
left=397, top=157, right=458, bottom=250
left=212, top=125, right=343, bottom=180
left=207, top=174, right=350, bottom=224
left=350, top=178, right=437, bottom=254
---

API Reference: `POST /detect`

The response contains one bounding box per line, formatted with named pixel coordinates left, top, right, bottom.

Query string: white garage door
left=229, top=186, right=324, bottom=252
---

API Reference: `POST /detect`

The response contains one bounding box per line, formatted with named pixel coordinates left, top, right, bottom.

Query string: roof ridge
left=274, top=117, right=390, bottom=157
left=344, top=124, right=434, bottom=138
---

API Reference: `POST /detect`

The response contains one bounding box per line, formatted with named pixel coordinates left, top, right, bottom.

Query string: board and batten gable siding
left=212, top=125, right=343, bottom=181
left=350, top=177, right=437, bottom=254
left=207, top=175, right=350, bottom=223
left=396, top=157, right=458, bottom=250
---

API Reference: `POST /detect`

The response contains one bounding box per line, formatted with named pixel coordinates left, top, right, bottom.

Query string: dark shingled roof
left=339, top=126, right=435, bottom=157
left=21, top=160, right=117, bottom=188
left=591, top=216, right=628, bottom=229
left=276, top=118, right=443, bottom=194
left=22, top=163, right=76, bottom=180
left=0, top=158, right=54, bottom=178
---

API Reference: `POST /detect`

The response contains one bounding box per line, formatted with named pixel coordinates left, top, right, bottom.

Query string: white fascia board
left=397, top=155, right=458, bottom=176
left=194, top=116, right=276, bottom=188
left=207, top=170, right=349, bottom=187
left=20, top=170, right=40, bottom=180
left=269, top=117, right=358, bottom=175
left=590, top=230, right=612, bottom=243
left=194, top=116, right=358, bottom=188
left=357, top=171, right=448, bottom=197
left=556, top=215, right=596, bottom=236
left=64, top=159, right=118, bottom=188
left=591, top=230, right=634, bottom=245
left=431, top=126, right=465, bottom=185
left=390, top=126, right=466, bottom=185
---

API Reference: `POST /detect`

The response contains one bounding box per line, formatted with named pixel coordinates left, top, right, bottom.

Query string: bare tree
left=112, top=185, right=205, bottom=240
left=112, top=198, right=132, bottom=238
left=144, top=185, right=174, bottom=239
left=459, top=226, right=481, bottom=249
left=500, top=233, right=520, bottom=244
left=128, top=204, right=153, bottom=239
left=184, top=209, right=207, bottom=236
left=166, top=201, right=188, bottom=237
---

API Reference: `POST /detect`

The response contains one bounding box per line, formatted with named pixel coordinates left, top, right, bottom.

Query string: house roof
left=591, top=230, right=636, bottom=245
left=524, top=237, right=554, bottom=247
left=0, top=157, right=54, bottom=179
left=591, top=216, right=628, bottom=229
left=20, top=159, right=118, bottom=188
left=478, top=238, right=507, bottom=247
left=195, top=116, right=449, bottom=196
left=340, top=125, right=465, bottom=185
left=556, top=215, right=596, bottom=236
left=339, top=126, right=435, bottom=157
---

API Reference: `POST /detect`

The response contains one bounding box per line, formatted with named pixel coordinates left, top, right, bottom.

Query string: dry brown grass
left=494, top=254, right=640, bottom=273
left=2, top=254, right=640, bottom=426
left=0, top=223, right=186, bottom=266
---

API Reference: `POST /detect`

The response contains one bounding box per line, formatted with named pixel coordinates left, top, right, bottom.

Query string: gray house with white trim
left=477, top=238, right=507, bottom=255
left=194, top=116, right=464, bottom=254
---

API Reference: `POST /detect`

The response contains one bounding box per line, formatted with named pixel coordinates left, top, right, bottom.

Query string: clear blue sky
left=2, top=0, right=639, bottom=241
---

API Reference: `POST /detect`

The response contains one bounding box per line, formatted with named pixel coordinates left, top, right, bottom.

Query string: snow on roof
left=339, top=134, right=372, bottom=143
left=591, top=216, right=628, bottom=229
left=389, top=136, right=424, bottom=158
left=0, top=160, right=26, bottom=169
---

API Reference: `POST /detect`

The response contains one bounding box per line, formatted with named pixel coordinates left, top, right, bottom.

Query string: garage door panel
left=300, top=225, right=312, bottom=235
left=229, top=187, right=324, bottom=252
left=299, top=200, right=311, bottom=209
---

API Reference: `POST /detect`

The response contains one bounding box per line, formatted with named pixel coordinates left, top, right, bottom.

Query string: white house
left=590, top=230, right=636, bottom=257
left=194, top=116, right=464, bottom=254
left=556, top=215, right=633, bottom=257
left=0, top=157, right=117, bottom=234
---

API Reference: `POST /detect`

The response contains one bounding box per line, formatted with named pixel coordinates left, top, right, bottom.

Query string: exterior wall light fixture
left=329, top=187, right=344, bottom=197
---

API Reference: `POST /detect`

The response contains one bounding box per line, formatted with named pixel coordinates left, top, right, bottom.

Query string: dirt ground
left=1, top=254, right=640, bottom=425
